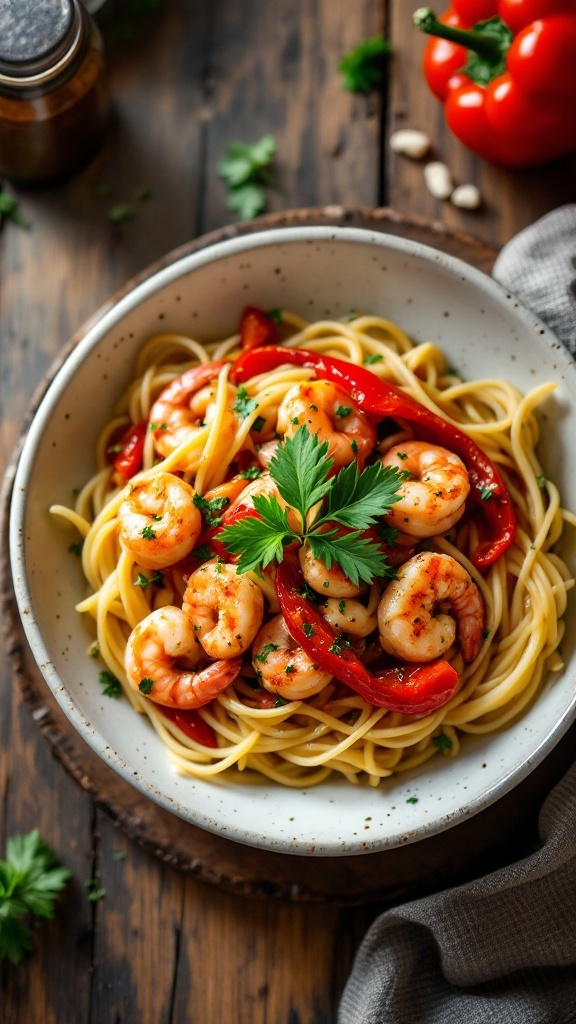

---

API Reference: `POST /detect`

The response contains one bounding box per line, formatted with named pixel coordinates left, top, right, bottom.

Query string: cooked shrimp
left=380, top=441, right=470, bottom=538
left=118, top=472, right=201, bottom=569
left=183, top=559, right=264, bottom=659
left=322, top=596, right=377, bottom=638
left=299, top=535, right=364, bottom=598
left=125, top=606, right=241, bottom=709
left=252, top=614, right=332, bottom=700
left=377, top=551, right=484, bottom=664
left=277, top=380, right=376, bottom=468
left=149, top=362, right=238, bottom=466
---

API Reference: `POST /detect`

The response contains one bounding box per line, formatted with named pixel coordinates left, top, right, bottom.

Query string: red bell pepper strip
left=239, top=306, right=277, bottom=352
left=108, top=420, right=146, bottom=480
left=275, top=557, right=458, bottom=716
left=230, top=345, right=516, bottom=571
left=414, top=4, right=576, bottom=167
left=159, top=706, right=218, bottom=747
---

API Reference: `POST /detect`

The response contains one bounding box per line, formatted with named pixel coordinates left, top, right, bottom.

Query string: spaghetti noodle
left=51, top=310, right=575, bottom=787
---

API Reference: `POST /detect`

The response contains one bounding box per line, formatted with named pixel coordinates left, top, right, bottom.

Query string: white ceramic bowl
left=9, top=224, right=576, bottom=855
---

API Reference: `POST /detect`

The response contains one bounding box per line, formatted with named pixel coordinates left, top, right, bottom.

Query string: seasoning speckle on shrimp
left=380, top=441, right=470, bottom=538
left=277, top=380, right=376, bottom=468
left=183, top=560, right=265, bottom=660
left=117, top=472, right=201, bottom=569
left=377, top=551, right=484, bottom=664
left=125, top=606, right=242, bottom=708
left=252, top=614, right=332, bottom=700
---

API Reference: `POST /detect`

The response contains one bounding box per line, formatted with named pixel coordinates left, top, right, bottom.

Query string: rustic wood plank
left=201, top=0, right=383, bottom=232
left=386, top=1, right=576, bottom=249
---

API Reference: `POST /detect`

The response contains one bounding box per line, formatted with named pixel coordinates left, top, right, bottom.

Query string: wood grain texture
left=1, top=0, right=575, bottom=1021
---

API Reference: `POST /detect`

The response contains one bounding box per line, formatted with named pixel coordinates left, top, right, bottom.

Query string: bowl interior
left=9, top=226, right=576, bottom=855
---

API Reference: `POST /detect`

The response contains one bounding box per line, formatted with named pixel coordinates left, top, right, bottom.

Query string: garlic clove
left=423, top=161, right=454, bottom=200
left=450, top=183, right=482, bottom=210
left=389, top=129, right=432, bottom=160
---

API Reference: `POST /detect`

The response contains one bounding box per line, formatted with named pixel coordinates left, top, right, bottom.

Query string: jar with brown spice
left=0, top=0, right=110, bottom=183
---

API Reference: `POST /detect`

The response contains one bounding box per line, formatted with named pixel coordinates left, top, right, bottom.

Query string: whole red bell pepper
left=230, top=345, right=516, bottom=571
left=413, top=2, right=576, bottom=167
left=275, top=557, right=458, bottom=716
left=107, top=420, right=146, bottom=480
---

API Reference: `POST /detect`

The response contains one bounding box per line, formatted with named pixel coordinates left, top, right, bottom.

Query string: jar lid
left=0, top=0, right=79, bottom=79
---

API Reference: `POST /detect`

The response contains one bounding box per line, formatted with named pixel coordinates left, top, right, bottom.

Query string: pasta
left=51, top=310, right=575, bottom=788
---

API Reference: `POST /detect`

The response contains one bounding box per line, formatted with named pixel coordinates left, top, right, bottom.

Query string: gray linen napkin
left=338, top=205, right=576, bottom=1024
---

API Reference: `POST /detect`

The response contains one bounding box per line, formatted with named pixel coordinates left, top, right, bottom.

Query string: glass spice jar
left=0, top=0, right=110, bottom=183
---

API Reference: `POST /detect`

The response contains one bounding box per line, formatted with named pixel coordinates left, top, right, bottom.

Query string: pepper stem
left=413, top=7, right=503, bottom=61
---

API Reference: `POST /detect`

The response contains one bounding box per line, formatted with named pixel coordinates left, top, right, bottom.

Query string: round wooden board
left=3, top=206, right=575, bottom=906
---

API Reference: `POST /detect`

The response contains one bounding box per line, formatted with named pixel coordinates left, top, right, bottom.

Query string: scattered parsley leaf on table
left=0, top=188, right=29, bottom=229
left=0, top=830, right=71, bottom=965
left=217, top=135, right=277, bottom=221
left=219, top=424, right=404, bottom=583
left=339, top=35, right=392, bottom=94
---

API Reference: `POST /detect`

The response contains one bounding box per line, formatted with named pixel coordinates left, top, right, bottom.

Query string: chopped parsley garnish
left=134, top=570, right=164, bottom=589
left=107, top=203, right=134, bottom=224
left=266, top=308, right=283, bottom=324
left=251, top=415, right=267, bottom=433
left=350, top=439, right=359, bottom=455
left=482, top=629, right=491, bottom=640
left=219, top=425, right=405, bottom=585
left=141, top=524, right=156, bottom=540
left=339, top=35, right=391, bottom=93
left=285, top=664, right=296, bottom=675
left=336, top=406, right=352, bottom=418
left=138, top=678, right=154, bottom=695
left=240, top=465, right=262, bottom=480
left=479, top=485, right=494, bottom=501
left=89, top=643, right=100, bottom=660
left=69, top=542, right=83, bottom=556
left=338, top=599, right=346, bottom=614
left=193, top=543, right=212, bottom=563
left=274, top=696, right=289, bottom=707
left=536, top=473, right=547, bottom=491
left=193, top=492, right=229, bottom=527
left=254, top=643, right=279, bottom=663
left=363, top=353, right=383, bottom=365
left=329, top=633, right=352, bottom=656
left=302, top=623, right=315, bottom=638
left=406, top=796, right=419, bottom=805
left=433, top=733, right=453, bottom=753
left=233, top=385, right=258, bottom=419
left=149, top=421, right=167, bottom=431
left=217, top=134, right=277, bottom=221
left=396, top=451, right=408, bottom=460
left=99, top=670, right=122, bottom=699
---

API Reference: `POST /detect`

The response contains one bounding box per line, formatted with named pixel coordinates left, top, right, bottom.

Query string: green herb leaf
left=479, top=485, right=494, bottom=501
left=138, top=678, right=154, bottom=695
left=319, top=460, right=405, bottom=531
left=233, top=385, right=258, bottom=419
left=251, top=415, right=267, bottom=433
left=218, top=135, right=277, bottom=221
left=107, top=203, right=134, bottom=224
left=193, top=493, right=229, bottom=527
left=266, top=308, right=283, bottom=324
left=0, top=189, right=29, bottom=229
left=536, top=473, right=547, bottom=492
left=219, top=497, right=297, bottom=575
left=268, top=426, right=333, bottom=525
left=141, top=524, right=156, bottom=540
left=433, top=733, right=453, bottom=753
left=364, top=353, right=383, bottom=365
left=134, top=570, right=164, bottom=589
left=254, top=642, right=279, bottom=663
left=0, top=830, right=70, bottom=964
left=307, top=530, right=393, bottom=588
left=240, top=465, right=262, bottom=480
left=99, top=670, right=122, bottom=699
left=339, top=35, right=391, bottom=94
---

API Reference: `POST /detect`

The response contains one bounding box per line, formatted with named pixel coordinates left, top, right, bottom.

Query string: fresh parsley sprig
left=0, top=830, right=71, bottom=964
left=217, top=135, right=277, bottom=221
left=219, top=425, right=404, bottom=586
left=339, top=35, right=392, bottom=94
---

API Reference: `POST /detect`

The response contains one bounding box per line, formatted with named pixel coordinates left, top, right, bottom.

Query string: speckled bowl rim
left=9, top=220, right=576, bottom=856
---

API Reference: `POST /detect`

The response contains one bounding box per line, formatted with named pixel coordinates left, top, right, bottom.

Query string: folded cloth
left=493, top=204, right=576, bottom=357
left=338, top=206, right=576, bottom=1024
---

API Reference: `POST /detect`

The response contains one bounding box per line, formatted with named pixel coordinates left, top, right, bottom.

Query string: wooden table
left=1, top=2, right=574, bottom=1020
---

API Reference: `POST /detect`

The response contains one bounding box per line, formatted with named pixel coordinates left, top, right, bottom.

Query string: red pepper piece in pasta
left=239, top=306, right=277, bottom=352
left=230, top=345, right=516, bottom=571
left=159, top=706, right=218, bottom=747
left=108, top=420, right=146, bottom=480
left=275, top=556, right=459, bottom=716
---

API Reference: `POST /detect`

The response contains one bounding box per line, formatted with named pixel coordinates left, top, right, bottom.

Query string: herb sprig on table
left=219, top=425, right=404, bottom=585
left=217, top=135, right=277, bottom=220
left=0, top=830, right=71, bottom=964
left=339, top=35, right=392, bottom=94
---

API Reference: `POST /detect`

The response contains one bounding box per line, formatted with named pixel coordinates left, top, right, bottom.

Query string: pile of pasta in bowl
left=51, top=304, right=574, bottom=790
